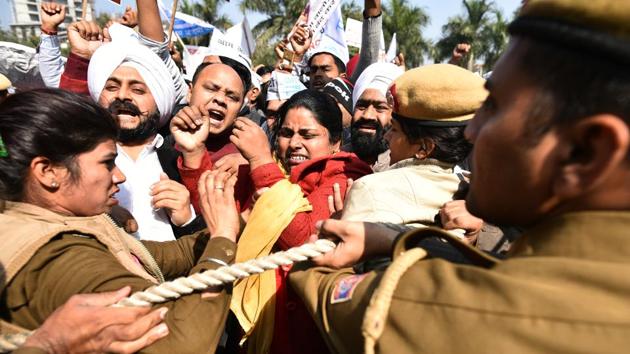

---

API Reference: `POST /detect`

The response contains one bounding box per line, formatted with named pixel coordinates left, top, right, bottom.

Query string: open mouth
left=207, top=109, right=226, bottom=127
left=287, top=153, right=309, bottom=166
left=115, top=110, right=140, bottom=122
left=356, top=122, right=379, bottom=134
left=109, top=100, right=142, bottom=119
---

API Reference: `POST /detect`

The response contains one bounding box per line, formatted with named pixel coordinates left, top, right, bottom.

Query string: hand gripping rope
left=0, top=239, right=336, bottom=352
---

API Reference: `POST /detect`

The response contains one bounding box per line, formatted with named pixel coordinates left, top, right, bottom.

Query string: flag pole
left=81, top=0, right=88, bottom=20
left=168, top=0, right=179, bottom=43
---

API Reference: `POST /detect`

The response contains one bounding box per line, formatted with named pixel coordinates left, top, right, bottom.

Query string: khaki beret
left=0, top=74, right=11, bottom=91
left=510, top=0, right=630, bottom=64
left=390, top=64, right=487, bottom=126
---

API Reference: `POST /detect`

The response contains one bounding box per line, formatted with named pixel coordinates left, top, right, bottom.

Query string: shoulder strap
left=362, top=247, right=428, bottom=354
left=393, top=226, right=500, bottom=268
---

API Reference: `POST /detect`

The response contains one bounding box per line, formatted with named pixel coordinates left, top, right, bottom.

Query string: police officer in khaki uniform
left=289, top=0, right=630, bottom=352
left=0, top=89, right=240, bottom=354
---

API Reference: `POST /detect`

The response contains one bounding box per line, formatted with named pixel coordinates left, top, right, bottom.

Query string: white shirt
left=38, top=34, right=66, bottom=88
left=116, top=135, right=195, bottom=242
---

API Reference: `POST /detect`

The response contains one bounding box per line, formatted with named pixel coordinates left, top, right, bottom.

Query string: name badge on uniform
left=330, top=274, right=368, bottom=304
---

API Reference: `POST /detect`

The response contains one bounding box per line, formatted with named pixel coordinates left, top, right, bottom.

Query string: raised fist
left=450, top=43, right=471, bottom=64
left=120, top=5, right=138, bottom=28
left=40, top=2, right=66, bottom=33
left=67, top=20, right=106, bottom=59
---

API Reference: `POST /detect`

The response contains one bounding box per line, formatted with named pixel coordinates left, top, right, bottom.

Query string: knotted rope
left=0, top=239, right=336, bottom=352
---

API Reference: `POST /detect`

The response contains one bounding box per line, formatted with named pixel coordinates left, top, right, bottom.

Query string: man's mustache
left=108, top=100, right=142, bottom=117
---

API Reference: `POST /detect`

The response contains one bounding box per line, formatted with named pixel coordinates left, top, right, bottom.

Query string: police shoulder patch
left=330, top=274, right=368, bottom=304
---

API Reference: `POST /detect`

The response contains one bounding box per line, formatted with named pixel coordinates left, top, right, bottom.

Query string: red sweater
left=181, top=151, right=371, bottom=354
left=59, top=53, right=90, bottom=95
left=250, top=151, right=372, bottom=250
left=249, top=152, right=371, bottom=354
left=177, top=133, right=251, bottom=213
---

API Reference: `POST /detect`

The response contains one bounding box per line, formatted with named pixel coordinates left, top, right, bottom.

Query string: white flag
left=344, top=18, right=362, bottom=49
left=308, top=1, right=349, bottom=63
left=226, top=17, right=256, bottom=58
left=307, top=0, right=343, bottom=35
left=386, top=33, right=397, bottom=62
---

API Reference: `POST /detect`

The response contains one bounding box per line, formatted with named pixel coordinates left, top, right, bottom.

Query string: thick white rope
left=0, top=239, right=336, bottom=352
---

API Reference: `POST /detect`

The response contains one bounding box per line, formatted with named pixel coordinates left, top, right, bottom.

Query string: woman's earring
left=50, top=181, right=59, bottom=188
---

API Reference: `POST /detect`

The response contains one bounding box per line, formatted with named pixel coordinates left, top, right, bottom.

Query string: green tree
left=94, top=12, right=112, bottom=28
left=341, top=0, right=363, bottom=22
left=433, top=0, right=509, bottom=72
left=178, top=0, right=233, bottom=45
left=0, top=29, right=39, bottom=48
left=382, top=0, right=431, bottom=68
left=240, top=0, right=307, bottom=66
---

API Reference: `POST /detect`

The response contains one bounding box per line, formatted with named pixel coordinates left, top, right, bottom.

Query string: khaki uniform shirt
left=342, top=158, right=461, bottom=226
left=1, top=219, right=236, bottom=354
left=290, top=211, right=630, bottom=353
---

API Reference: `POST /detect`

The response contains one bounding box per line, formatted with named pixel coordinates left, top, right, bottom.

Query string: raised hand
left=230, top=117, right=274, bottom=170
left=67, top=20, right=105, bottom=59
left=449, top=43, right=471, bottom=64
left=289, top=25, right=312, bottom=57
left=120, top=5, right=138, bottom=28
left=275, top=39, right=289, bottom=60
left=392, top=52, right=406, bottom=70
left=151, top=173, right=193, bottom=226
left=170, top=105, right=210, bottom=168
left=40, top=2, right=66, bottom=33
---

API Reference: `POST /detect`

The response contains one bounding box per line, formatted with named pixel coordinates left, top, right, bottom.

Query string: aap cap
left=389, top=64, right=487, bottom=126
left=322, top=78, right=353, bottom=114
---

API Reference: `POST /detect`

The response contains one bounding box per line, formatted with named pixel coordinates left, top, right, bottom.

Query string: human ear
left=414, top=138, right=435, bottom=160
left=553, top=115, right=630, bottom=199
left=30, top=156, right=66, bottom=189
left=331, top=140, right=342, bottom=154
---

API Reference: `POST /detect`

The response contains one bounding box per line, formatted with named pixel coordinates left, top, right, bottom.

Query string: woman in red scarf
left=232, top=89, right=372, bottom=354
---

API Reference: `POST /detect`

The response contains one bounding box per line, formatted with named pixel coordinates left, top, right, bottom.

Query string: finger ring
left=215, top=186, right=224, bottom=190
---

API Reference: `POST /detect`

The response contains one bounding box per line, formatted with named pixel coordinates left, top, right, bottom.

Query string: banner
left=157, top=0, right=215, bottom=39
left=306, top=0, right=343, bottom=36
left=344, top=18, right=362, bottom=48
left=308, top=1, right=349, bottom=63
left=209, top=30, right=253, bottom=69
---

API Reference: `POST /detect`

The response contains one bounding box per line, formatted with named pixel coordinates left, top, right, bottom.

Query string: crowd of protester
left=1, top=0, right=630, bottom=352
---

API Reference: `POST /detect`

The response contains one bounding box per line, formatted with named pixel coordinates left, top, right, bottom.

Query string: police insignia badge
left=330, top=274, right=368, bottom=304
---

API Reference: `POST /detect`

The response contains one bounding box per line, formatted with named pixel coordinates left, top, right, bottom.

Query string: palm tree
left=433, top=0, right=509, bottom=72
left=382, top=0, right=431, bottom=68
left=240, top=0, right=308, bottom=65
left=178, top=0, right=233, bottom=45
left=341, top=0, right=363, bottom=22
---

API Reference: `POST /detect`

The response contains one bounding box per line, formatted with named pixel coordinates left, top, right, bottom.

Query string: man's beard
left=108, top=100, right=161, bottom=144
left=350, top=119, right=388, bottom=161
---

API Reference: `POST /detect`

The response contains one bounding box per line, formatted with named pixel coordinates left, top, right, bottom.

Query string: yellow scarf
left=230, top=178, right=312, bottom=353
